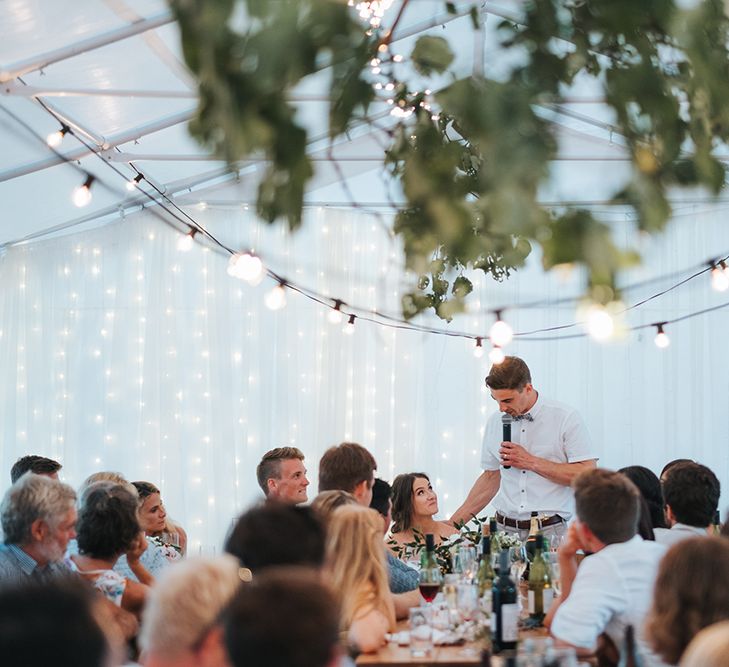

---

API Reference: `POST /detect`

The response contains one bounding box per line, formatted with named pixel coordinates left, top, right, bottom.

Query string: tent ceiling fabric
left=0, top=0, right=662, bottom=250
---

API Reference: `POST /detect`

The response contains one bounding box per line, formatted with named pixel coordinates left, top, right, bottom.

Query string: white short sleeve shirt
left=550, top=536, right=669, bottom=667
left=481, top=395, right=595, bottom=520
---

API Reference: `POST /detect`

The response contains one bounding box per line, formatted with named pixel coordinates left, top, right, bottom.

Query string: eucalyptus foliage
left=170, top=0, right=729, bottom=318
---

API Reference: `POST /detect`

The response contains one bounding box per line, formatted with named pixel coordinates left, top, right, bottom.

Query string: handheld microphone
left=501, top=414, right=513, bottom=469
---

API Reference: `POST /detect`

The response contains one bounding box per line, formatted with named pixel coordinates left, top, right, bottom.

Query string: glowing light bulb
left=711, top=264, right=729, bottom=292
left=227, top=252, right=264, bottom=285
left=583, top=304, right=615, bottom=341
left=489, top=346, right=505, bottom=364
left=654, top=324, right=670, bottom=349
left=343, top=314, right=356, bottom=335
left=265, top=283, right=287, bottom=310
left=126, top=174, right=143, bottom=191
left=328, top=300, right=344, bottom=324
left=489, top=314, right=513, bottom=347
left=72, top=176, right=94, bottom=207
left=473, top=338, right=484, bottom=358
left=177, top=230, right=196, bottom=252
left=46, top=126, right=68, bottom=147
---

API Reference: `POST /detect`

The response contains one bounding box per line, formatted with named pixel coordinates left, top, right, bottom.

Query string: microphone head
left=501, top=413, right=513, bottom=424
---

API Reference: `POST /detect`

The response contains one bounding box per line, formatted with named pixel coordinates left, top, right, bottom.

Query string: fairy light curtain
left=0, top=204, right=728, bottom=551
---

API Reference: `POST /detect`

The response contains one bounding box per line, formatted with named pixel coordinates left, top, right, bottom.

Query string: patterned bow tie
left=513, top=413, right=534, bottom=422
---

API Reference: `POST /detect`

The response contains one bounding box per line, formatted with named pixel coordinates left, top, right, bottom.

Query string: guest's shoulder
left=437, top=521, right=459, bottom=537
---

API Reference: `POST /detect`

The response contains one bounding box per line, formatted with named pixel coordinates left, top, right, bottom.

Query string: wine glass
left=418, top=561, right=443, bottom=606
left=549, top=553, right=562, bottom=598
left=456, top=583, right=480, bottom=657
left=507, top=543, right=528, bottom=615
left=457, top=545, right=477, bottom=583
left=509, top=543, right=528, bottom=584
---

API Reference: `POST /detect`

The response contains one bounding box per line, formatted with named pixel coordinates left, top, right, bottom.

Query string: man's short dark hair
left=318, top=442, right=376, bottom=494
left=574, top=468, right=640, bottom=544
left=0, top=578, right=108, bottom=667
left=10, top=456, right=62, bottom=484
left=370, top=479, right=391, bottom=518
left=225, top=504, right=325, bottom=571
left=660, top=458, right=694, bottom=481
left=256, top=447, right=305, bottom=496
left=485, top=356, right=532, bottom=391
left=662, top=462, right=720, bottom=528
left=76, top=482, right=140, bottom=560
left=224, top=567, right=339, bottom=667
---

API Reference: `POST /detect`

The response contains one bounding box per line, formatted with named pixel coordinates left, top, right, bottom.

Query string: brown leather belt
left=495, top=512, right=564, bottom=530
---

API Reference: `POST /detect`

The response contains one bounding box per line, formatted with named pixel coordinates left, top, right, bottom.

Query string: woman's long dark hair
left=390, top=472, right=429, bottom=534
left=618, top=465, right=668, bottom=530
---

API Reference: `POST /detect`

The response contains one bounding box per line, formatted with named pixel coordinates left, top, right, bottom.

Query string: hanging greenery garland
left=169, top=0, right=729, bottom=319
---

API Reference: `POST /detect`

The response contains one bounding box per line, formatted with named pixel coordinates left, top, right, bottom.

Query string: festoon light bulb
left=72, top=175, right=95, bottom=207
left=654, top=323, right=670, bottom=349
left=711, top=262, right=729, bottom=292
left=473, top=337, right=484, bottom=358
left=489, top=345, right=506, bottom=365
left=227, top=252, right=264, bottom=285
left=489, top=311, right=513, bottom=347
left=343, top=314, right=356, bottom=335
left=265, top=282, right=287, bottom=310
left=177, top=229, right=197, bottom=252
left=328, top=300, right=344, bottom=325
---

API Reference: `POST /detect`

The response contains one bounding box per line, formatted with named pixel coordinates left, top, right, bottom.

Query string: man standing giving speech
left=451, top=356, right=597, bottom=539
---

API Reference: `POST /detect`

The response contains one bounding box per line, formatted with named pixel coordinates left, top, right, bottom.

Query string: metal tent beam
left=0, top=11, right=175, bottom=82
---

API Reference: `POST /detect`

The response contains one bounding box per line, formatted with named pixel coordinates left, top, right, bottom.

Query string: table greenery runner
left=170, top=0, right=729, bottom=318
left=387, top=515, right=522, bottom=574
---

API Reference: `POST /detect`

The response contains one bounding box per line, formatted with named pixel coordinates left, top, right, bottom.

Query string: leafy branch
left=170, top=0, right=729, bottom=318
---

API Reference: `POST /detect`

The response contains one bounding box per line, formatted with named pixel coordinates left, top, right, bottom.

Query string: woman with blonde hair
left=325, top=504, right=396, bottom=653
left=647, top=536, right=729, bottom=664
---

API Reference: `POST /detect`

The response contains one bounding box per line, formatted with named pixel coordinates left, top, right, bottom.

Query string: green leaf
left=411, top=35, right=455, bottom=76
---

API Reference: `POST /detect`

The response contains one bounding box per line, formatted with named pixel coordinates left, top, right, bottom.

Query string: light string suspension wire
left=8, top=100, right=729, bottom=351
left=0, top=103, right=217, bottom=247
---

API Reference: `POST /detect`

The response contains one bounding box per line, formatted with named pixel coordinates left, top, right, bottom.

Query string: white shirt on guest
left=551, top=535, right=668, bottom=667
left=481, top=395, right=595, bottom=520
left=654, top=523, right=709, bottom=547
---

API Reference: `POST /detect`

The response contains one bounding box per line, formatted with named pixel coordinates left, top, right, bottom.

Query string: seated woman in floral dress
left=388, top=472, right=458, bottom=559
left=68, top=481, right=150, bottom=617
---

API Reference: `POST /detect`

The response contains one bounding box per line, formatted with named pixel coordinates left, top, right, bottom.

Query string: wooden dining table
left=356, top=619, right=548, bottom=666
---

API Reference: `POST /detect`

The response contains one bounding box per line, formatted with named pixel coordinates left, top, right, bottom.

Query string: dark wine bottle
left=618, top=625, right=643, bottom=667
left=492, top=549, right=518, bottom=653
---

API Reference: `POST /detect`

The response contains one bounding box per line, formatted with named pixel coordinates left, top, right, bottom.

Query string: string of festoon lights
left=11, top=99, right=729, bottom=369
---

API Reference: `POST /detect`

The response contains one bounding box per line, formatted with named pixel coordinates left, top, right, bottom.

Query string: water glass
left=409, top=607, right=433, bottom=658
left=456, top=545, right=478, bottom=582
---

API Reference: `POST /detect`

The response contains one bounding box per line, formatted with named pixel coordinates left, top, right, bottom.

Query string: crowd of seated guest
left=1, top=445, right=728, bottom=667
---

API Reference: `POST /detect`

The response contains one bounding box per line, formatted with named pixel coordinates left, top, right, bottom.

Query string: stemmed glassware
left=509, top=542, right=528, bottom=582
left=418, top=534, right=443, bottom=606
left=456, top=583, right=481, bottom=656
left=453, top=544, right=478, bottom=583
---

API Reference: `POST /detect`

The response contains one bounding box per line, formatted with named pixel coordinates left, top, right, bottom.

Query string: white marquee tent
left=2, top=0, right=728, bottom=550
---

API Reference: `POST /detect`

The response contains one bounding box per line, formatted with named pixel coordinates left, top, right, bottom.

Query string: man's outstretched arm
left=450, top=469, right=501, bottom=525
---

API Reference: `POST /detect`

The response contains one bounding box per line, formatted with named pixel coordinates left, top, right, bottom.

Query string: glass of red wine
left=419, top=561, right=443, bottom=605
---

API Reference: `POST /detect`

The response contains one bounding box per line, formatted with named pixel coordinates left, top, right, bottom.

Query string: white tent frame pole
left=0, top=109, right=194, bottom=182
left=0, top=12, right=175, bottom=82
left=4, top=84, right=197, bottom=99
